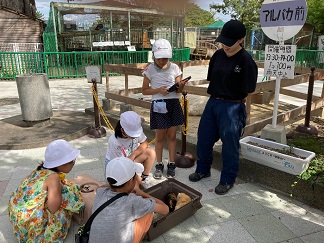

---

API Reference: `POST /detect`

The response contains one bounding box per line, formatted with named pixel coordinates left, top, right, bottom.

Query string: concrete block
left=187, top=94, right=208, bottom=116
left=102, top=99, right=116, bottom=111
left=119, top=103, right=133, bottom=114
left=260, top=124, right=287, bottom=144
left=16, top=74, right=53, bottom=121
left=251, top=91, right=274, bottom=105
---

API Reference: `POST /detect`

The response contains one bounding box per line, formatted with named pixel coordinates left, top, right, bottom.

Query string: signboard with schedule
left=260, top=0, right=307, bottom=128
left=264, top=44, right=296, bottom=79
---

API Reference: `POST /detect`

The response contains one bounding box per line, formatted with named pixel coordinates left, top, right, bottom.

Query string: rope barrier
left=91, top=85, right=190, bottom=144
left=91, top=84, right=156, bottom=145
left=180, top=96, right=189, bottom=136
left=91, top=84, right=115, bottom=131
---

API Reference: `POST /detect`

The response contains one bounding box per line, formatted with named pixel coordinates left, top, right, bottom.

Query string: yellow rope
left=91, top=84, right=156, bottom=145
left=180, top=96, right=189, bottom=136
left=148, top=138, right=155, bottom=145
left=91, top=84, right=115, bottom=131
left=91, top=85, right=190, bottom=143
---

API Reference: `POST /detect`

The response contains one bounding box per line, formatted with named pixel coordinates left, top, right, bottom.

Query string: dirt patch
left=287, top=116, right=324, bottom=137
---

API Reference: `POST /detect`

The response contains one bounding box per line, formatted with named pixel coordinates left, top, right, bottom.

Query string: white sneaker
left=141, top=178, right=153, bottom=189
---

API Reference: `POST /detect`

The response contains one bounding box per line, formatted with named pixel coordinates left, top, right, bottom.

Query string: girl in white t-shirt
left=105, top=111, right=155, bottom=185
left=142, top=39, right=186, bottom=179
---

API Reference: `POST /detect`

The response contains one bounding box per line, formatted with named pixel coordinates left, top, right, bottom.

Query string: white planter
left=239, top=136, right=316, bottom=175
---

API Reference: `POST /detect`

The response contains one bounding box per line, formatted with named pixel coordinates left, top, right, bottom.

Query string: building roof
left=200, top=20, right=225, bottom=29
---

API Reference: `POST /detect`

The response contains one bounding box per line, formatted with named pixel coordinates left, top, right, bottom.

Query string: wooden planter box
left=239, top=136, right=316, bottom=175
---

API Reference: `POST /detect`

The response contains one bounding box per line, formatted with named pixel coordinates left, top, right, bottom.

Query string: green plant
left=299, top=156, right=324, bottom=184
left=290, top=137, right=324, bottom=155
left=290, top=135, right=324, bottom=192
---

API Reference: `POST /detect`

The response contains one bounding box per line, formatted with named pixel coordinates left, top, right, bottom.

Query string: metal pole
left=181, top=91, right=188, bottom=155
left=175, top=91, right=195, bottom=168
left=271, top=77, right=281, bottom=128
left=88, top=78, right=107, bottom=138
left=92, top=79, right=100, bottom=128
left=305, top=67, right=315, bottom=127
left=271, top=40, right=284, bottom=128
left=296, top=67, right=318, bottom=135
left=128, top=11, right=131, bottom=43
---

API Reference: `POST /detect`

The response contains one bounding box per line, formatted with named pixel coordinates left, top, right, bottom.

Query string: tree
left=306, top=0, right=324, bottom=33
left=111, top=0, right=190, bottom=13
left=184, top=3, right=215, bottom=27
left=210, top=0, right=263, bottom=30
left=35, top=11, right=44, bottom=20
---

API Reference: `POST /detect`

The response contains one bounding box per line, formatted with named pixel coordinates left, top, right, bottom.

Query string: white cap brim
left=44, top=149, right=80, bottom=169
left=123, top=126, right=143, bottom=138
left=106, top=158, right=144, bottom=186
left=154, top=50, right=172, bottom=59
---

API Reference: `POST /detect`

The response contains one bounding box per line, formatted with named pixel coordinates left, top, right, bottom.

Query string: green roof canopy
left=200, top=20, right=225, bottom=29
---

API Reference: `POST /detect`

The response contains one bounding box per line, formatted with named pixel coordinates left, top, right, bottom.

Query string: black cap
left=216, top=20, right=246, bottom=47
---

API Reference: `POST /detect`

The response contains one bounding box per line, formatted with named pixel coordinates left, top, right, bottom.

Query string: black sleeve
left=242, top=55, right=258, bottom=94
left=207, top=52, right=217, bottom=81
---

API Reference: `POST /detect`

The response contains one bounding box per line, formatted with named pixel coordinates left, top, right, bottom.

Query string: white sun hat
left=152, top=38, right=172, bottom=59
left=106, top=157, right=144, bottom=186
left=43, top=139, right=80, bottom=169
left=120, top=111, right=143, bottom=138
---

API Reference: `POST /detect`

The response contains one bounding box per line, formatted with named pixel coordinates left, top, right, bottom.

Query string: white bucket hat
left=152, top=38, right=172, bottom=59
left=43, top=139, right=80, bottom=169
left=106, top=157, right=144, bottom=186
left=120, top=111, right=143, bottom=138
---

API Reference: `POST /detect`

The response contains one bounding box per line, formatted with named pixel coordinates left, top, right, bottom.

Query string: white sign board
left=318, top=35, right=324, bottom=64
left=93, top=42, right=113, bottom=47
left=264, top=44, right=296, bottom=79
left=127, top=46, right=136, bottom=52
left=113, top=41, right=124, bottom=46
left=260, top=0, right=307, bottom=41
left=86, top=65, right=102, bottom=84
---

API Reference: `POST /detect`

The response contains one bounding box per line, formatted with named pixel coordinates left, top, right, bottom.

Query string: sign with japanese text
left=260, top=0, right=307, bottom=41
left=86, top=65, right=102, bottom=84
left=264, top=44, right=296, bottom=79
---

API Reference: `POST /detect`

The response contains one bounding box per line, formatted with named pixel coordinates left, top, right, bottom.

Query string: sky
left=35, top=0, right=230, bottom=21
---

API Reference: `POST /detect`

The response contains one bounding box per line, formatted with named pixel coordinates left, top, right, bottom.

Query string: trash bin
left=16, top=73, right=53, bottom=122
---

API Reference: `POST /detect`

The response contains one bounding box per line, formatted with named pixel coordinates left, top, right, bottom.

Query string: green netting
left=43, top=3, right=58, bottom=52
left=42, top=2, right=187, bottom=52
left=0, top=48, right=190, bottom=79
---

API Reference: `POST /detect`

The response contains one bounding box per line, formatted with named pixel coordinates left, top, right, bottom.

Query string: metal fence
left=0, top=48, right=190, bottom=80
left=1, top=48, right=322, bottom=80
left=251, top=49, right=324, bottom=70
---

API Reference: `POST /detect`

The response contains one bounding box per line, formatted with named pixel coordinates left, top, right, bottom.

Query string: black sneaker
left=167, top=163, right=176, bottom=178
left=153, top=163, right=164, bottom=179
left=215, top=183, right=234, bottom=195
left=189, top=172, right=211, bottom=182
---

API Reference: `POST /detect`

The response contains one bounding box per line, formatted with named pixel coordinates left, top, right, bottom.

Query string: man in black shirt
left=189, top=20, right=258, bottom=195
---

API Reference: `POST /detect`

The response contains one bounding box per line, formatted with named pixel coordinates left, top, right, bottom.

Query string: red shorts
left=133, top=213, right=153, bottom=243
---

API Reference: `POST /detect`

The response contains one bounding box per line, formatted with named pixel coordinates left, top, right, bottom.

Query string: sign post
left=86, top=65, right=106, bottom=138
left=260, top=0, right=307, bottom=143
left=264, top=44, right=297, bottom=127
